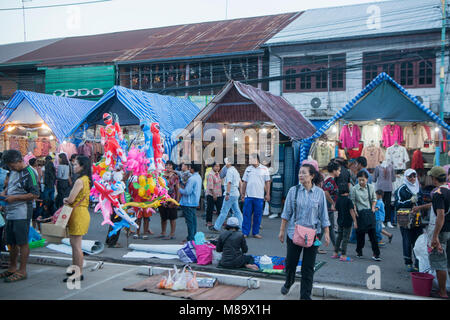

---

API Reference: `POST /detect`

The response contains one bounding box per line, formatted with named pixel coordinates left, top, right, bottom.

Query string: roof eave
left=115, top=50, right=265, bottom=66
left=263, top=28, right=443, bottom=48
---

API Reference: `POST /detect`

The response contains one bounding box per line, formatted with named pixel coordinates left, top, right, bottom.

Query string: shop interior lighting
left=262, top=128, right=267, bottom=133
left=376, top=118, right=381, bottom=122
left=435, top=127, right=440, bottom=132
left=41, top=123, right=50, bottom=131
left=331, top=125, right=337, bottom=133
left=49, top=136, right=54, bottom=140
left=7, top=126, right=15, bottom=132
left=222, top=128, right=226, bottom=133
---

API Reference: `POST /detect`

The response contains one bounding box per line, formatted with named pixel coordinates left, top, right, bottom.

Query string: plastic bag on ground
left=212, top=250, right=222, bottom=265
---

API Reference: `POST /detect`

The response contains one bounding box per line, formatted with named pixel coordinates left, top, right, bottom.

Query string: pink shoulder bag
left=292, top=185, right=317, bottom=248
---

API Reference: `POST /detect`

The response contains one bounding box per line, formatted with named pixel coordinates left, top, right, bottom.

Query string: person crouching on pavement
left=216, top=217, right=259, bottom=271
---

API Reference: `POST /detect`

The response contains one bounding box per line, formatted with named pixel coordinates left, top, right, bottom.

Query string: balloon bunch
left=90, top=115, right=179, bottom=237
left=123, top=147, right=149, bottom=177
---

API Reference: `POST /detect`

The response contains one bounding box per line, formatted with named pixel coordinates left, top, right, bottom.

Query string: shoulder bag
left=292, top=185, right=318, bottom=247
left=356, top=185, right=376, bottom=232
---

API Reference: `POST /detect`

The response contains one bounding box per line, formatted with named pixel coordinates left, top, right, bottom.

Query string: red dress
left=411, top=150, right=424, bottom=170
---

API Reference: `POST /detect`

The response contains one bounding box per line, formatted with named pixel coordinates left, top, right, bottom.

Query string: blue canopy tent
left=300, top=72, right=450, bottom=165
left=0, top=90, right=95, bottom=142
left=66, top=86, right=200, bottom=158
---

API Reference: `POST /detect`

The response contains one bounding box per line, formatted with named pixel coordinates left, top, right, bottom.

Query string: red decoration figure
left=151, top=122, right=165, bottom=170
left=100, top=113, right=127, bottom=166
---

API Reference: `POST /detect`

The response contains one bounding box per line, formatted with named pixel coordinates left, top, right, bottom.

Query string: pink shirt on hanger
left=382, top=124, right=403, bottom=148
left=339, top=124, right=361, bottom=149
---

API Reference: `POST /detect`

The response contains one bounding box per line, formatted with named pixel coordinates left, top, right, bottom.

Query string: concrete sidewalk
left=0, top=255, right=437, bottom=300
left=17, top=208, right=441, bottom=299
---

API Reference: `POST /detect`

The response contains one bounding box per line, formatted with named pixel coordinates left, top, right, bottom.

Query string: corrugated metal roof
left=186, top=81, right=316, bottom=140
left=233, top=81, right=316, bottom=140
left=0, top=38, right=62, bottom=64
left=0, top=91, right=95, bottom=142
left=266, top=0, right=444, bottom=46
left=7, top=13, right=300, bottom=67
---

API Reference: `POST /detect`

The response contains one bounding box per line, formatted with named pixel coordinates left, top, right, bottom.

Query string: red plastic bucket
left=411, top=272, right=434, bottom=297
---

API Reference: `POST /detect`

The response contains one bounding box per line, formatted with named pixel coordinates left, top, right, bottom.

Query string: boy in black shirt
left=428, top=166, right=450, bottom=299
left=333, top=187, right=358, bottom=262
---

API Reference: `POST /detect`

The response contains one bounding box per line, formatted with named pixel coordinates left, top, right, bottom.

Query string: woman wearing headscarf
left=394, top=169, right=431, bottom=272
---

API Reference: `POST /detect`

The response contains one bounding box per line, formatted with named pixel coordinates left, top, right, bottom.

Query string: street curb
left=2, top=252, right=438, bottom=300
left=0, top=252, right=102, bottom=271
left=312, top=283, right=438, bottom=300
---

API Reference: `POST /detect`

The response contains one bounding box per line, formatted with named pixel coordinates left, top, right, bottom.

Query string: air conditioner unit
left=310, top=97, right=322, bottom=109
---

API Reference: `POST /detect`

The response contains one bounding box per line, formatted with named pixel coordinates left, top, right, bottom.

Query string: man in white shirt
left=210, top=158, right=243, bottom=233
left=241, top=154, right=271, bottom=239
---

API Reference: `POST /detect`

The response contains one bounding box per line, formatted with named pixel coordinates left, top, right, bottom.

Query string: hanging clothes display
left=339, top=123, right=361, bottom=149
left=374, top=162, right=395, bottom=192
left=411, top=149, right=424, bottom=170
left=403, top=124, right=427, bottom=150
left=385, top=143, right=409, bottom=170
left=18, top=137, right=28, bottom=156
left=311, top=141, right=334, bottom=168
left=361, top=145, right=385, bottom=169
left=57, top=142, right=77, bottom=159
left=346, top=142, right=364, bottom=159
left=361, top=123, right=382, bottom=147
left=382, top=124, right=403, bottom=148
left=77, top=142, right=93, bottom=158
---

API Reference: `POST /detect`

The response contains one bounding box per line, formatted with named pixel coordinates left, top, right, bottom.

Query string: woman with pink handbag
left=278, top=164, right=330, bottom=300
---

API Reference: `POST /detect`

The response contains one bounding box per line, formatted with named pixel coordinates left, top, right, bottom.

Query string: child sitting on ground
left=216, top=217, right=259, bottom=271
left=333, top=187, right=357, bottom=262
left=375, top=190, right=393, bottom=246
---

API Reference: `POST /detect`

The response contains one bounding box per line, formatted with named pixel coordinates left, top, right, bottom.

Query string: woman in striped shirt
left=278, top=164, right=330, bottom=300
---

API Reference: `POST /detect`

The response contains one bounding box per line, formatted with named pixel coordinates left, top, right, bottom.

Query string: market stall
left=66, top=85, right=200, bottom=161
left=0, top=90, right=95, bottom=159
left=182, top=80, right=316, bottom=215
left=301, top=72, right=450, bottom=187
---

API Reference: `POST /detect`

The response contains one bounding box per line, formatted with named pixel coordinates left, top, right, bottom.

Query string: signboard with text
left=44, top=65, right=115, bottom=100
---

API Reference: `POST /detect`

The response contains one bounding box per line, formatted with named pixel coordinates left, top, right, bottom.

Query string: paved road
left=0, top=262, right=331, bottom=300
left=26, top=208, right=421, bottom=296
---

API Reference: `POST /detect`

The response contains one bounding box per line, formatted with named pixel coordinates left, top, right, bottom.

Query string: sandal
left=0, top=270, right=15, bottom=279
left=431, top=291, right=449, bottom=299
left=339, top=256, right=353, bottom=262
left=142, top=235, right=149, bottom=240
left=318, top=249, right=327, bottom=254
left=331, top=254, right=341, bottom=259
left=4, top=272, right=27, bottom=283
left=163, top=236, right=176, bottom=240
left=132, top=234, right=140, bottom=240
left=155, top=234, right=166, bottom=239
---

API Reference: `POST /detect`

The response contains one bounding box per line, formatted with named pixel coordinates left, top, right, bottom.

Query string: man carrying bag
left=350, top=170, right=381, bottom=261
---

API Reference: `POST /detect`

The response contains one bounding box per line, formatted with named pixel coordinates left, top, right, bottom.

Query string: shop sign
left=53, top=88, right=104, bottom=98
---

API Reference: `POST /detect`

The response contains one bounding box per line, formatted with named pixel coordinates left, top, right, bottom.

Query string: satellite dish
left=311, top=97, right=322, bottom=109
